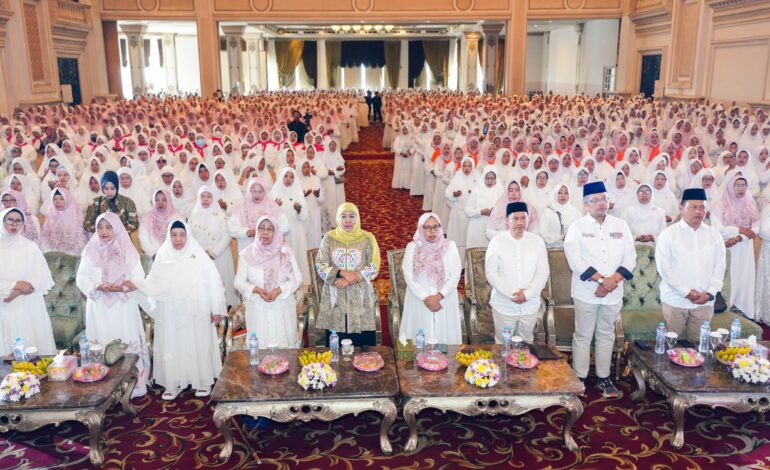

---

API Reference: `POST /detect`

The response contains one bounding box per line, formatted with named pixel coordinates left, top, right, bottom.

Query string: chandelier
left=329, top=25, right=396, bottom=34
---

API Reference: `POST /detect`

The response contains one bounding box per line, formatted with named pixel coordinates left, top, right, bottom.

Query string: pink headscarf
left=241, top=215, right=296, bottom=291
left=488, top=178, right=539, bottom=233
left=40, top=188, right=87, bottom=254
left=718, top=173, right=760, bottom=227
left=82, top=212, right=140, bottom=307
left=1, top=189, right=38, bottom=243
left=143, top=189, right=179, bottom=244
left=239, top=178, right=281, bottom=229
left=412, top=213, right=448, bottom=288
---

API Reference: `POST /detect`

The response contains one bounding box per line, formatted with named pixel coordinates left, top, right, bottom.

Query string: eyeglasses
left=1, top=197, right=16, bottom=204
left=734, top=183, right=749, bottom=188
left=422, top=224, right=441, bottom=232
left=587, top=197, right=610, bottom=205
left=3, top=218, right=24, bottom=226
left=637, top=189, right=652, bottom=195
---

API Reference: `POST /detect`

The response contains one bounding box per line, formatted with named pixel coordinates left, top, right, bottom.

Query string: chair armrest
left=373, top=297, right=383, bottom=346
left=387, top=291, right=401, bottom=348
left=307, top=297, right=318, bottom=346
left=545, top=298, right=556, bottom=348
left=140, top=310, right=154, bottom=356
left=464, top=291, right=479, bottom=344
left=296, top=285, right=309, bottom=347
left=217, top=315, right=229, bottom=361
left=614, top=314, right=625, bottom=350
left=535, top=303, right=547, bottom=345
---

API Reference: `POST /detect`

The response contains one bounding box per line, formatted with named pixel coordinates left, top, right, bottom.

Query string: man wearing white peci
left=564, top=181, right=636, bottom=399
left=485, top=202, right=549, bottom=344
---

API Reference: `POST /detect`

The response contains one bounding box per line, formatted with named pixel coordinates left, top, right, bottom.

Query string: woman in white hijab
left=689, top=168, right=721, bottom=207
left=650, top=170, right=679, bottom=222
left=607, top=170, right=636, bottom=218
left=5, top=158, right=41, bottom=209
left=622, top=183, right=667, bottom=243
left=212, top=169, right=244, bottom=217
left=445, top=156, right=477, bottom=266
left=320, top=140, right=346, bottom=223
left=234, top=215, right=302, bottom=348
left=297, top=159, right=325, bottom=250
left=525, top=169, right=553, bottom=218
left=0, top=207, right=57, bottom=355
left=170, top=178, right=193, bottom=218
left=189, top=186, right=238, bottom=308
left=625, top=147, right=647, bottom=183
left=270, top=167, right=310, bottom=283
left=391, top=123, right=414, bottom=190
left=431, top=143, right=454, bottom=225
left=125, top=219, right=225, bottom=400
left=646, top=153, right=677, bottom=192
left=117, top=166, right=151, bottom=217
left=464, top=167, right=503, bottom=250
left=539, top=184, right=582, bottom=248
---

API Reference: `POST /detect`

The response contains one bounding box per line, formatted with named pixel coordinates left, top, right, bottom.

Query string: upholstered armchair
left=463, top=247, right=547, bottom=345
left=43, top=251, right=86, bottom=350
left=621, top=244, right=762, bottom=341
left=543, top=248, right=625, bottom=379
left=306, top=248, right=382, bottom=346
left=385, top=248, right=468, bottom=347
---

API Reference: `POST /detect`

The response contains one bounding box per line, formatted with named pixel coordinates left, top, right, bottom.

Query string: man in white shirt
left=485, top=202, right=550, bottom=343
left=655, top=188, right=726, bottom=343
left=564, top=181, right=636, bottom=398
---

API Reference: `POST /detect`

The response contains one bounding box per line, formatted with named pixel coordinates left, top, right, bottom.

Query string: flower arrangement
left=298, top=362, right=338, bottom=391
left=732, top=355, right=770, bottom=384
left=0, top=372, right=41, bottom=402
left=464, top=358, right=500, bottom=388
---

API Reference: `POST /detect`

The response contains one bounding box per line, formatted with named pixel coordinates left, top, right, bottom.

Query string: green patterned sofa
left=621, top=243, right=762, bottom=341
left=385, top=248, right=468, bottom=346
left=462, top=247, right=547, bottom=345
left=44, top=251, right=86, bottom=350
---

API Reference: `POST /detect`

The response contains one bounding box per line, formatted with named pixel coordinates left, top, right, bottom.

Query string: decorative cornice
left=708, top=0, right=768, bottom=11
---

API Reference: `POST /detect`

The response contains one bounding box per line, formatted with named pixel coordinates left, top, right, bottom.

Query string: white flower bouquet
left=464, top=358, right=500, bottom=388
left=298, top=362, right=338, bottom=391
left=0, top=372, right=41, bottom=402
left=732, top=355, right=770, bottom=385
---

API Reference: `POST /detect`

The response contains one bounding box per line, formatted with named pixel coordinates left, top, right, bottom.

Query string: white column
left=398, top=39, right=408, bottom=89
left=222, top=25, right=246, bottom=94
left=245, top=33, right=262, bottom=92
left=463, top=32, right=481, bottom=92
left=317, top=39, right=329, bottom=89
left=482, top=24, right=502, bottom=94
left=458, top=35, right=468, bottom=91
left=574, top=23, right=584, bottom=95
left=267, top=38, right=278, bottom=90
left=120, top=24, right=147, bottom=97
left=448, top=37, right=459, bottom=90
left=259, top=39, right=268, bottom=90
left=161, top=34, right=179, bottom=95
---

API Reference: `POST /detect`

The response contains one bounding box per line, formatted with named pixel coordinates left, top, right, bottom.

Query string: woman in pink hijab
left=139, top=189, right=180, bottom=257
left=76, top=212, right=150, bottom=398
left=1, top=189, right=41, bottom=244
left=40, top=188, right=87, bottom=255
left=713, top=174, right=760, bottom=317
left=227, top=178, right=288, bottom=252
left=398, top=212, right=462, bottom=345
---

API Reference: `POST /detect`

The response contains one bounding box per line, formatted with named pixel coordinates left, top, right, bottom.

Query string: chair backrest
left=307, top=248, right=321, bottom=307
left=387, top=249, right=407, bottom=309
left=44, top=251, right=83, bottom=320
left=465, top=247, right=495, bottom=344
left=546, top=248, right=573, bottom=307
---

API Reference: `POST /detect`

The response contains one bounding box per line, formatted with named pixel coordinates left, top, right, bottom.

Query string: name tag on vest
left=610, top=232, right=623, bottom=239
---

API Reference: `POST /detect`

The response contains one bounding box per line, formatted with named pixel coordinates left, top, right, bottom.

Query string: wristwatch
left=597, top=277, right=605, bottom=284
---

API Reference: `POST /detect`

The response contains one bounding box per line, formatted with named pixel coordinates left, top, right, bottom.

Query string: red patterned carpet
left=4, top=125, right=770, bottom=469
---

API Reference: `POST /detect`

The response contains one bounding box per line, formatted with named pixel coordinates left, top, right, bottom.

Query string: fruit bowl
left=258, top=354, right=290, bottom=375
left=353, top=352, right=385, bottom=372
left=455, top=348, right=493, bottom=367
left=416, top=351, right=448, bottom=371
left=73, top=363, right=110, bottom=383
left=715, top=346, right=752, bottom=365
left=299, top=349, right=332, bottom=366
left=667, top=348, right=704, bottom=367
left=11, top=356, right=53, bottom=378
left=506, top=349, right=539, bottom=369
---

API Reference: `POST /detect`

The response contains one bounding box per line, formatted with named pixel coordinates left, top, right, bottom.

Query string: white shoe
left=195, top=386, right=211, bottom=398
left=161, top=387, right=181, bottom=400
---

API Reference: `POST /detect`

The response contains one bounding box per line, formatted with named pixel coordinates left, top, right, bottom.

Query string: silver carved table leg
left=403, top=395, right=583, bottom=453
left=215, top=398, right=398, bottom=462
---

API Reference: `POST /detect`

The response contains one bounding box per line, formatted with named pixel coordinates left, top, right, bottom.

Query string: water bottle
left=415, top=329, right=426, bottom=354
left=329, top=330, right=340, bottom=363
left=12, top=338, right=26, bottom=362
left=249, top=333, right=260, bottom=365
left=502, top=327, right=512, bottom=357
left=655, top=322, right=666, bottom=354
left=79, top=333, right=90, bottom=366
left=698, top=321, right=711, bottom=355
left=730, top=318, right=742, bottom=346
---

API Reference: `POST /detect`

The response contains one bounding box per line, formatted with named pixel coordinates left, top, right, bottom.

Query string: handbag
left=104, top=339, right=128, bottom=365
left=334, top=175, right=345, bottom=185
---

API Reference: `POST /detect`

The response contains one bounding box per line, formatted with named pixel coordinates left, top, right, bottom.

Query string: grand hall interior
left=2, top=0, right=770, bottom=468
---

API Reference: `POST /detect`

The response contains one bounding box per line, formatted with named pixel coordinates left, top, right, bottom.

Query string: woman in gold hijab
left=314, top=202, right=380, bottom=346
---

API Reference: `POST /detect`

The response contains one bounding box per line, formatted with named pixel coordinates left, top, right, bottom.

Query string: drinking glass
left=709, top=332, right=722, bottom=355
left=665, top=332, right=678, bottom=350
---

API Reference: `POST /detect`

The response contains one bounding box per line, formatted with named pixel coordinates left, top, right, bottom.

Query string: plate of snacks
left=352, top=352, right=385, bottom=372
left=416, top=351, right=448, bottom=371
left=73, top=363, right=110, bottom=383
left=667, top=348, right=704, bottom=367
left=455, top=348, right=493, bottom=367
left=506, top=349, right=539, bottom=369
left=258, top=354, right=290, bottom=375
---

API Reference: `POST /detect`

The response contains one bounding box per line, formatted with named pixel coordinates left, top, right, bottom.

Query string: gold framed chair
left=463, top=247, right=547, bottom=345
left=385, top=248, right=468, bottom=347
left=306, top=248, right=382, bottom=346
left=43, top=251, right=86, bottom=351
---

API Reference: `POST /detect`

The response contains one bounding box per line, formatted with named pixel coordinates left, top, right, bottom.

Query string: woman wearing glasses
left=398, top=213, right=462, bottom=345
left=0, top=207, right=57, bottom=356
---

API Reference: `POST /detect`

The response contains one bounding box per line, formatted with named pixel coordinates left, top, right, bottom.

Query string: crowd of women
left=1, top=90, right=770, bottom=400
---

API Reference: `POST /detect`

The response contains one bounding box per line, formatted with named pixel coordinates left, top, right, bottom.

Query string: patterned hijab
left=412, top=213, right=448, bottom=288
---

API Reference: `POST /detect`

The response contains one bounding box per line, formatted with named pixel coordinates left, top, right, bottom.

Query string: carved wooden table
left=211, top=346, right=399, bottom=461
left=628, top=341, right=770, bottom=449
left=397, top=345, right=585, bottom=453
left=0, top=355, right=138, bottom=466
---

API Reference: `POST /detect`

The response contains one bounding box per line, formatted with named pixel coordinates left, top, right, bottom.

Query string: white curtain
left=340, top=65, right=384, bottom=90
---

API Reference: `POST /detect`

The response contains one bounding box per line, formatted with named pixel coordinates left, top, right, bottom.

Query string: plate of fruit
left=667, top=348, right=704, bottom=367
left=299, top=349, right=332, bottom=366
left=257, top=354, right=290, bottom=375
left=506, top=349, right=539, bottom=369
left=73, top=363, right=110, bottom=383
left=416, top=351, right=448, bottom=371
left=353, top=352, right=385, bottom=372
left=11, top=356, right=53, bottom=378
left=455, top=348, right=493, bottom=367
left=714, top=346, right=752, bottom=365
